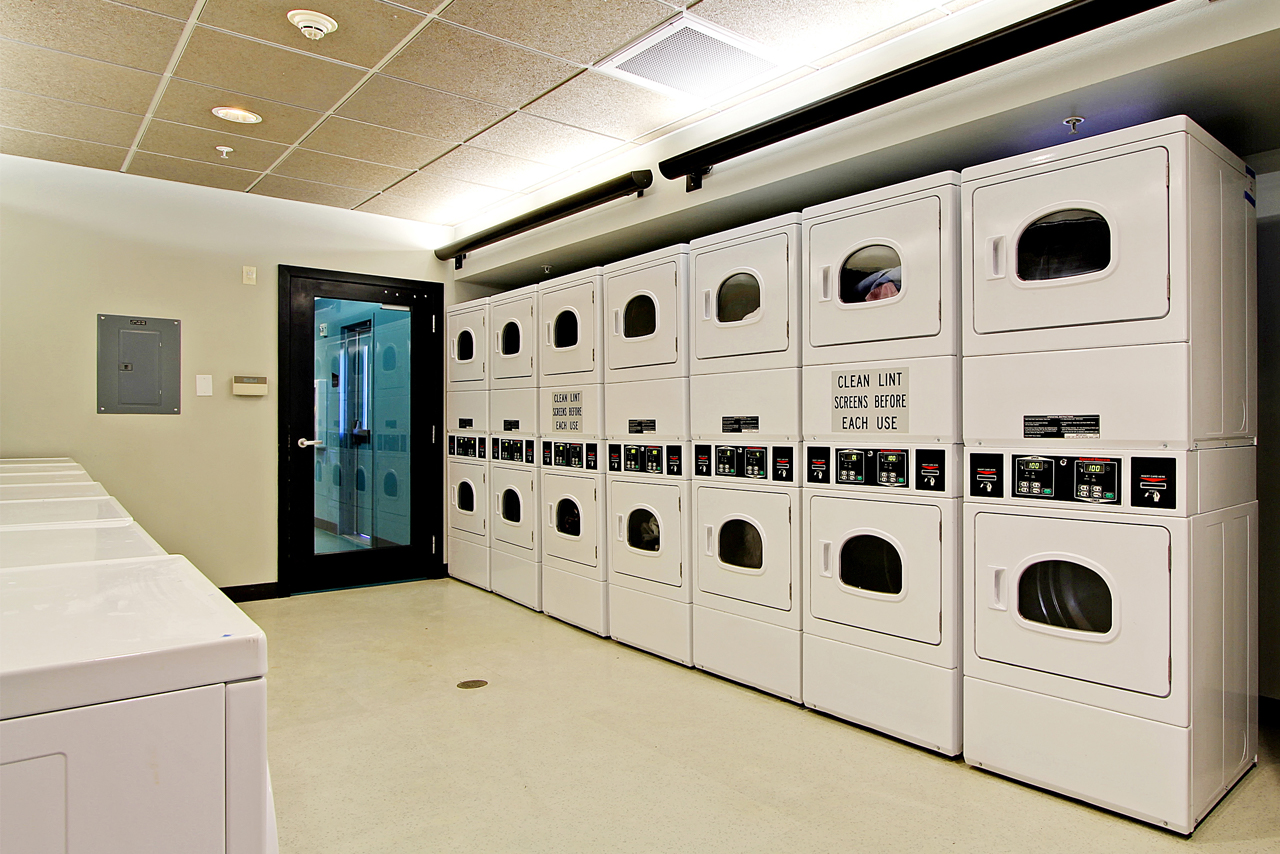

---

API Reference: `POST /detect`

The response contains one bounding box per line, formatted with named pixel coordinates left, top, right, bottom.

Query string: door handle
left=547, top=502, right=554, bottom=527
left=704, top=524, right=714, bottom=556
left=616, top=513, right=624, bottom=541
left=820, top=266, right=832, bottom=302
left=991, top=566, right=1007, bottom=610
left=612, top=308, right=621, bottom=335
left=820, top=541, right=832, bottom=577
left=297, top=438, right=323, bottom=448
left=703, top=290, right=712, bottom=320
left=987, top=236, right=1005, bottom=279
left=546, top=321, right=552, bottom=345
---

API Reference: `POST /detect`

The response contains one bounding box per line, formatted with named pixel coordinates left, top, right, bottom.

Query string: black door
left=278, top=266, right=444, bottom=594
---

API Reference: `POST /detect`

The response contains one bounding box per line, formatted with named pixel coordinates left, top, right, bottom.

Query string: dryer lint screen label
left=830, top=367, right=909, bottom=433
left=551, top=390, right=584, bottom=433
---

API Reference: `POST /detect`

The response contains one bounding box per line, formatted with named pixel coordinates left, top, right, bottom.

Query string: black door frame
left=277, top=265, right=444, bottom=595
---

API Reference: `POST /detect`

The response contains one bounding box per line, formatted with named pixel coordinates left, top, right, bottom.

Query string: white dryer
left=801, top=173, right=961, bottom=443
left=961, top=116, right=1256, bottom=450
left=962, top=445, right=1257, bottom=833
left=691, top=441, right=801, bottom=700
left=801, top=442, right=962, bottom=755
left=540, top=438, right=608, bottom=635
left=490, top=284, right=538, bottom=438
left=446, top=298, right=488, bottom=390
left=603, top=246, right=690, bottom=441
left=689, top=215, right=802, bottom=440
left=446, top=433, right=489, bottom=590
left=538, top=269, right=605, bottom=441
left=489, top=436, right=541, bottom=611
left=606, top=441, right=693, bottom=665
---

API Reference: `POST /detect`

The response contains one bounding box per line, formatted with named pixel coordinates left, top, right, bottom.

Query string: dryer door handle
left=820, top=541, right=833, bottom=577
left=987, top=235, right=1005, bottom=280
left=704, top=524, right=714, bottom=555
left=451, top=485, right=457, bottom=507
left=702, top=289, right=712, bottom=320
left=616, top=513, right=625, bottom=541
left=547, top=502, right=554, bottom=527
left=612, top=308, right=621, bottom=336
left=990, top=566, right=1007, bottom=611
left=546, top=321, right=552, bottom=345
left=819, top=266, right=832, bottom=302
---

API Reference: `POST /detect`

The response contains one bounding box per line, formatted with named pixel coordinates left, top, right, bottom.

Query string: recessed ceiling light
left=287, top=9, right=338, bottom=41
left=212, top=106, right=262, bottom=124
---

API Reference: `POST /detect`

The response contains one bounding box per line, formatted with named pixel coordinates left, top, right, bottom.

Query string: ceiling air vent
left=598, top=16, right=779, bottom=101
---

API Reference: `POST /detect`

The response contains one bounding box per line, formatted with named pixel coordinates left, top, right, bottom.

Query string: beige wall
left=0, top=155, right=450, bottom=587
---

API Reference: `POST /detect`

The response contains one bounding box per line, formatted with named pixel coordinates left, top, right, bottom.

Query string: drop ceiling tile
left=376, top=170, right=510, bottom=224
left=382, top=20, right=577, bottom=109
left=198, top=0, right=424, bottom=70
left=0, top=127, right=127, bottom=171
left=250, top=175, right=377, bottom=209
left=173, top=26, right=367, bottom=112
left=152, top=79, right=323, bottom=144
left=689, top=0, right=940, bottom=63
left=524, top=71, right=692, bottom=141
left=440, top=0, right=676, bottom=65
left=424, top=145, right=555, bottom=191
left=0, top=0, right=184, bottom=73
left=0, top=90, right=143, bottom=148
left=467, top=111, right=621, bottom=167
left=359, top=187, right=514, bottom=227
left=127, top=150, right=260, bottom=191
left=629, top=106, right=716, bottom=145
left=116, top=1, right=197, bottom=18
left=337, top=75, right=509, bottom=143
left=301, top=117, right=453, bottom=170
left=272, top=148, right=412, bottom=191
left=139, top=119, right=289, bottom=171
left=0, top=41, right=161, bottom=114
left=809, top=8, right=946, bottom=70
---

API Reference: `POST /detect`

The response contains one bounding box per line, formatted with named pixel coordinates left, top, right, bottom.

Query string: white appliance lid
left=0, top=522, right=166, bottom=569
left=0, top=482, right=110, bottom=501
left=0, top=496, right=132, bottom=529
left=0, top=555, right=267, bottom=719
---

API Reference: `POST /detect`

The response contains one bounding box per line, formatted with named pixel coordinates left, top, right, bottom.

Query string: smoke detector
left=597, top=15, right=779, bottom=101
left=287, top=10, right=338, bottom=41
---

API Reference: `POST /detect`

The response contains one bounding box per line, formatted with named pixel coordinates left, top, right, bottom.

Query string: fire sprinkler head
left=287, top=10, right=338, bottom=41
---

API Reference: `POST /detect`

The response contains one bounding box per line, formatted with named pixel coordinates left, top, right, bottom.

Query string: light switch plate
left=196, top=375, right=213, bottom=396
left=242, top=266, right=256, bottom=285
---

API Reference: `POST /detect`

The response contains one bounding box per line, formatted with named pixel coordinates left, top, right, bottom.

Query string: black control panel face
left=610, top=444, right=681, bottom=475
left=448, top=435, right=456, bottom=455
left=771, top=447, right=794, bottom=483
left=1002, top=455, right=1121, bottom=505
left=552, top=442, right=597, bottom=469
left=452, top=435, right=478, bottom=458
left=969, top=453, right=1003, bottom=498
left=809, top=447, right=907, bottom=488
left=498, top=438, right=535, bottom=463
left=491, top=437, right=499, bottom=459
left=915, top=448, right=946, bottom=492
left=1131, top=457, right=1176, bottom=509
left=542, top=440, right=552, bottom=466
left=694, top=445, right=794, bottom=482
left=666, top=445, right=682, bottom=477
left=694, top=445, right=712, bottom=477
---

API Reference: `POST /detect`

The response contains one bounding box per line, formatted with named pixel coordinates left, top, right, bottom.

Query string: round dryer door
left=609, top=480, right=683, bottom=586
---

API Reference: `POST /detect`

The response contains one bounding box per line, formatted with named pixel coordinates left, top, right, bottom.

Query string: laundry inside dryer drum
left=840, top=534, right=903, bottom=595
left=1018, top=559, right=1112, bottom=633
left=628, top=509, right=661, bottom=552
left=556, top=499, right=581, bottom=536
left=624, top=295, right=658, bottom=337
left=1017, top=209, right=1110, bottom=281
left=717, top=273, right=761, bottom=323
left=840, top=245, right=901, bottom=303
left=719, top=519, right=763, bottom=569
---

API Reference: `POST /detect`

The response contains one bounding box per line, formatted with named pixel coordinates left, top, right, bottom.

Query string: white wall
left=0, top=155, right=450, bottom=587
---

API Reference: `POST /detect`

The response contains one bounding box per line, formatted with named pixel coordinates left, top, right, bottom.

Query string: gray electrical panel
left=97, top=314, right=181, bottom=414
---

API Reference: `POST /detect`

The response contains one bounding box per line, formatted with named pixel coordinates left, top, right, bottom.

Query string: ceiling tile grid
left=0, top=0, right=1038, bottom=227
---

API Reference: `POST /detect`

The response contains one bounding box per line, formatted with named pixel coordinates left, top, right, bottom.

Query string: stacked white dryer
left=959, top=116, right=1257, bottom=833
left=538, top=269, right=610, bottom=635
left=445, top=298, right=490, bottom=589
left=488, top=285, right=541, bottom=609
left=799, top=173, right=964, bottom=755
left=687, top=215, right=805, bottom=700
left=603, top=246, right=695, bottom=665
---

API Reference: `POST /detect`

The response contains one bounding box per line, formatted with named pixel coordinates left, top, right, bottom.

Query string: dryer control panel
left=495, top=437, right=537, bottom=465
left=609, top=444, right=684, bottom=476
left=971, top=454, right=1124, bottom=505
left=543, top=440, right=598, bottom=470
left=693, top=444, right=795, bottom=482
left=806, top=446, right=944, bottom=491
left=448, top=434, right=484, bottom=458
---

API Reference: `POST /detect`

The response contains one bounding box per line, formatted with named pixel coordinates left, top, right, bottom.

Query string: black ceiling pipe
left=659, top=0, right=1179, bottom=190
left=435, top=170, right=654, bottom=267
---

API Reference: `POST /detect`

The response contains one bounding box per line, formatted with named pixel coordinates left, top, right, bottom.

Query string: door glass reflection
left=313, top=298, right=411, bottom=554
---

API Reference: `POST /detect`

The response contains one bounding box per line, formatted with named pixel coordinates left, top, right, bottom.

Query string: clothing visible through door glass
left=1017, top=209, right=1110, bottom=281
left=717, top=273, right=761, bottom=323
left=556, top=498, right=581, bottom=536
left=840, top=245, right=902, bottom=303
left=627, top=508, right=661, bottom=551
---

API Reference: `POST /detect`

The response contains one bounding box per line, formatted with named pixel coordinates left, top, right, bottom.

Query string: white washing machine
left=606, top=441, right=693, bottom=665
left=691, top=441, right=801, bottom=700
left=490, top=284, right=538, bottom=438
left=961, top=116, right=1256, bottom=450
left=489, top=435, right=541, bottom=611
left=603, top=246, right=690, bottom=441
left=801, top=172, right=961, bottom=443
left=0, top=496, right=132, bottom=529
left=446, top=433, right=489, bottom=590
left=801, top=442, right=962, bottom=755
left=446, top=297, right=488, bottom=392
left=0, top=554, right=277, bottom=854
left=539, top=437, right=608, bottom=635
left=689, top=215, right=802, bottom=441
left=962, top=444, right=1257, bottom=833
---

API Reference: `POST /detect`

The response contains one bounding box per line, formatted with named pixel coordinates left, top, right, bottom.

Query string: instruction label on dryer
left=550, top=389, right=584, bottom=433
left=830, top=367, right=909, bottom=433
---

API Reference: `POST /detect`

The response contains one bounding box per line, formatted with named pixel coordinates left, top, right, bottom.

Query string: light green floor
left=242, top=581, right=1280, bottom=853
left=313, top=527, right=369, bottom=554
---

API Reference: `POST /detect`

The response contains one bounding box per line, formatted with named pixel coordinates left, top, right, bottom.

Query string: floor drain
left=457, top=679, right=488, bottom=689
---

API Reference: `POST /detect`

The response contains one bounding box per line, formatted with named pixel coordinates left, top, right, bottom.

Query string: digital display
left=883, top=454, right=900, bottom=462
left=1083, top=464, right=1106, bottom=473
left=1022, top=460, right=1047, bottom=470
